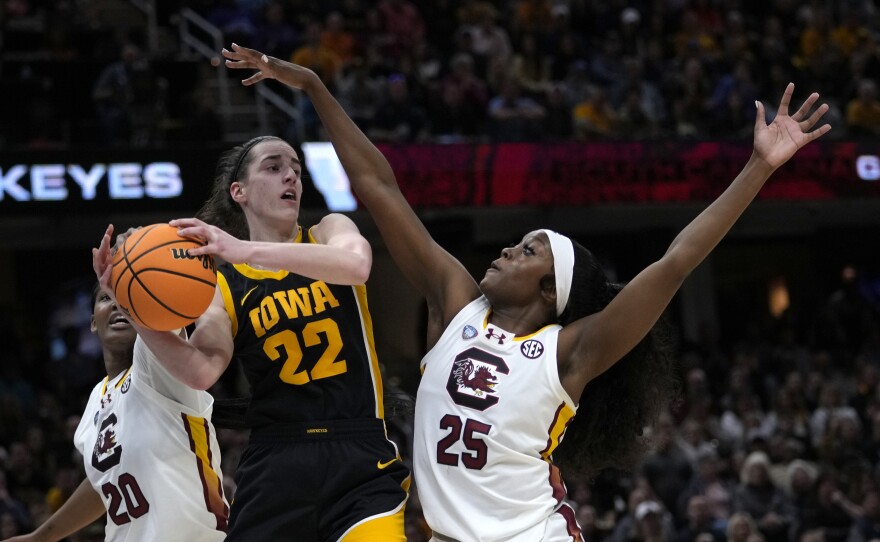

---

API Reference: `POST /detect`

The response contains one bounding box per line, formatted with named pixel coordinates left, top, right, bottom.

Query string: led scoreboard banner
left=1, top=141, right=878, bottom=215
left=378, top=140, right=880, bottom=207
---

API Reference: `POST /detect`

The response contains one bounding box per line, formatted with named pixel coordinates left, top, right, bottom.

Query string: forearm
left=664, top=154, right=776, bottom=272
left=296, top=75, right=397, bottom=196
left=31, top=479, right=104, bottom=542
left=245, top=241, right=370, bottom=284
left=132, top=325, right=228, bottom=390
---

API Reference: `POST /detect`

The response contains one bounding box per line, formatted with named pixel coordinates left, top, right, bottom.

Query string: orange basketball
left=110, top=223, right=217, bottom=331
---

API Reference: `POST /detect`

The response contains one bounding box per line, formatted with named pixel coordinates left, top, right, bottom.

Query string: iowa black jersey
left=216, top=228, right=385, bottom=429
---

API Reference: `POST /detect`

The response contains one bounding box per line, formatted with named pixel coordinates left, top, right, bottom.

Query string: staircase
left=175, top=7, right=303, bottom=144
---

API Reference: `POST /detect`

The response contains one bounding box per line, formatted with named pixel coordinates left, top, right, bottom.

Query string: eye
left=268, top=165, right=280, bottom=172
left=99, top=293, right=111, bottom=302
left=523, top=244, right=535, bottom=255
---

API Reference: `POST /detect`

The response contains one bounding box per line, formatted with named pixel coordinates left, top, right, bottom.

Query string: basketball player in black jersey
left=92, top=71, right=409, bottom=542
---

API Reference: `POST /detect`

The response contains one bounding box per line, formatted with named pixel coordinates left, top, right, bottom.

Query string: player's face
left=480, top=231, right=555, bottom=306
left=91, top=291, right=136, bottom=348
left=234, top=140, right=304, bottom=231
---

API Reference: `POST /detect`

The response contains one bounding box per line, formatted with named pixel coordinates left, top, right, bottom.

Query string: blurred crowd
left=2, top=0, right=880, bottom=149
left=2, top=256, right=880, bottom=542
left=4, top=0, right=880, bottom=540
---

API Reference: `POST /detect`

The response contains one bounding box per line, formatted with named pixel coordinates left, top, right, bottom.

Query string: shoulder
left=311, top=213, right=364, bottom=244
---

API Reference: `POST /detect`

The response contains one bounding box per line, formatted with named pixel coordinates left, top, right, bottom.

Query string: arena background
left=1, top=1, right=880, bottom=541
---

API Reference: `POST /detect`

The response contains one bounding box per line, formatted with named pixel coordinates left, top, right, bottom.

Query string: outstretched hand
left=220, top=43, right=319, bottom=91
left=169, top=218, right=250, bottom=264
left=92, top=224, right=116, bottom=296
left=753, top=83, right=831, bottom=170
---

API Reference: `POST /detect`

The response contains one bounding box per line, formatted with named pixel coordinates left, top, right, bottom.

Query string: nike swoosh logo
left=377, top=458, right=399, bottom=470
left=241, top=286, right=258, bottom=305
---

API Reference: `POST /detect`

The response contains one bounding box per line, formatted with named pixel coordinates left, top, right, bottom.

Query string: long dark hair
left=196, top=135, right=283, bottom=240
left=553, top=240, right=680, bottom=480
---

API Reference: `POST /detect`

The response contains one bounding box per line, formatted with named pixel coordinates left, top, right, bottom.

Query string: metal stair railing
left=178, top=7, right=232, bottom=130
left=127, top=0, right=159, bottom=53
left=177, top=7, right=303, bottom=143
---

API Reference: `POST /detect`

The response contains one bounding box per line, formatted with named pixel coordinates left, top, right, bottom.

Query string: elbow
left=186, top=356, right=223, bottom=391
left=189, top=371, right=218, bottom=391
left=351, top=257, right=371, bottom=285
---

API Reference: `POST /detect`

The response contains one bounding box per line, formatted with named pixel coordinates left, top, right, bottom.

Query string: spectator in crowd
left=290, top=21, right=342, bottom=87
left=252, top=1, right=299, bottom=60
left=791, top=472, right=856, bottom=542
left=573, top=86, right=618, bottom=139
left=636, top=500, right=671, bottom=542
left=321, top=11, right=356, bottom=64
left=486, top=77, right=545, bottom=141
left=369, top=74, right=428, bottom=142
left=733, top=451, right=795, bottom=542
left=849, top=490, right=880, bottom=542
left=845, top=79, right=880, bottom=136
left=726, top=512, right=762, bottom=542
left=675, top=495, right=722, bottom=542
left=509, top=33, right=552, bottom=97
left=678, top=448, right=735, bottom=527
left=465, top=2, right=512, bottom=77
left=377, top=0, right=426, bottom=60
left=542, top=82, right=573, bottom=140
left=434, top=53, right=488, bottom=138
left=640, top=411, right=695, bottom=515
left=335, top=57, right=382, bottom=131
left=91, top=41, right=141, bottom=146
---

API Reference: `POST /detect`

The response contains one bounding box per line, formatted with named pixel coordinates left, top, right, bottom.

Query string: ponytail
left=553, top=242, right=680, bottom=479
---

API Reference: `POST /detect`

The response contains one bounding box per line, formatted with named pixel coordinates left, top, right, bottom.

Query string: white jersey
left=74, top=337, right=228, bottom=542
left=414, top=297, right=580, bottom=541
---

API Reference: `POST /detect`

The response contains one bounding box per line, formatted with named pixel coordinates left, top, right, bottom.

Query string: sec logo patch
left=520, top=339, right=544, bottom=359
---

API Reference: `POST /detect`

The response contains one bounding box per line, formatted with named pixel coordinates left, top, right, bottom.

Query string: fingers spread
left=242, top=73, right=264, bottom=86
left=792, top=92, right=820, bottom=121
left=807, top=123, right=832, bottom=142
left=801, top=102, right=829, bottom=130
left=753, top=100, right=766, bottom=131
left=777, top=82, right=795, bottom=116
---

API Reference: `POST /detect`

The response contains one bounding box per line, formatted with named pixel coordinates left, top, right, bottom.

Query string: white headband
left=541, top=229, right=575, bottom=317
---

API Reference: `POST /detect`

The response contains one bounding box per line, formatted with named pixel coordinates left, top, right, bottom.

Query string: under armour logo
left=485, top=328, right=506, bottom=345
left=100, top=395, right=112, bottom=409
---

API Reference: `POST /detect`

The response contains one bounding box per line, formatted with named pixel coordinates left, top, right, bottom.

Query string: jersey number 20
left=263, top=318, right=348, bottom=385
left=102, top=473, right=149, bottom=525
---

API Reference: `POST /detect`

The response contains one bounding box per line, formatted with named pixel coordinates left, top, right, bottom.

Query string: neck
left=248, top=221, right=300, bottom=243
left=103, top=346, right=133, bottom=380
left=487, top=304, right=554, bottom=336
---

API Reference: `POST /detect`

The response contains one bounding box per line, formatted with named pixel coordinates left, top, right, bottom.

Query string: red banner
left=379, top=141, right=880, bottom=208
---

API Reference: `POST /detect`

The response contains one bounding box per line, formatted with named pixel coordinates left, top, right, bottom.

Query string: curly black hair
left=552, top=240, right=681, bottom=480
left=196, top=135, right=283, bottom=240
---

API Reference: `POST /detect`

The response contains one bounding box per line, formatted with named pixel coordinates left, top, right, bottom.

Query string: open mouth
left=281, top=191, right=297, bottom=201
left=109, top=313, right=130, bottom=328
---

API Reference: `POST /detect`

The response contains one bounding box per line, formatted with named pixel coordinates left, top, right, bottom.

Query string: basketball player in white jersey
left=221, top=45, right=830, bottom=541
left=2, top=286, right=228, bottom=542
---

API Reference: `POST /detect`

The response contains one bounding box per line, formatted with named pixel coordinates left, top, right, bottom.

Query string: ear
left=90, top=315, right=97, bottom=333
left=230, top=181, right=246, bottom=204
left=539, top=274, right=557, bottom=308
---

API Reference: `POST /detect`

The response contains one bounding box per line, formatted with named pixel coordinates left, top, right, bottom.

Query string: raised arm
left=93, top=225, right=234, bottom=390
left=221, top=43, right=480, bottom=330
left=559, top=84, right=830, bottom=398
left=171, top=213, right=371, bottom=285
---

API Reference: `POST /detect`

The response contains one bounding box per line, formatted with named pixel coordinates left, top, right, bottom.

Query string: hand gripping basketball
left=110, top=223, right=218, bottom=331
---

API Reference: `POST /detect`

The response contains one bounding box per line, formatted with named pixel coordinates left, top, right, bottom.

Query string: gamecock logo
left=446, top=347, right=509, bottom=411
left=92, top=413, right=122, bottom=472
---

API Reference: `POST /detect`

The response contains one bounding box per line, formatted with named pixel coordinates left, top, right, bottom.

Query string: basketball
left=110, top=223, right=217, bottom=331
